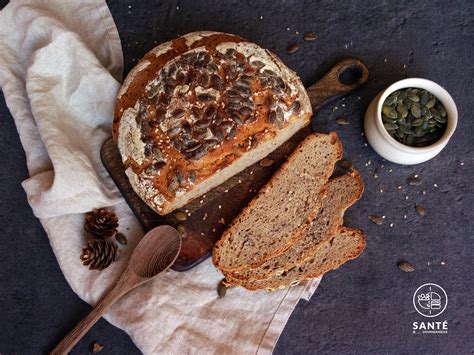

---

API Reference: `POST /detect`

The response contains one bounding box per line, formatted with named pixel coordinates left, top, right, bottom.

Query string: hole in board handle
left=338, top=64, right=364, bottom=86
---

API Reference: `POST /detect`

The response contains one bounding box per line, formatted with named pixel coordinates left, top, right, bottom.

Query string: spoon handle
left=50, top=275, right=138, bottom=355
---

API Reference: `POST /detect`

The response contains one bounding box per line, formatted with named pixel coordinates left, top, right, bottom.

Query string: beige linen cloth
left=0, top=1, right=321, bottom=353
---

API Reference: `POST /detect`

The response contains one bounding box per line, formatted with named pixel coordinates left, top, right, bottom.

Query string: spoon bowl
left=130, top=225, right=182, bottom=277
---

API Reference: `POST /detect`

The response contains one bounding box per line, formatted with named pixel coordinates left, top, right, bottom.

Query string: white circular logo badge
left=413, top=283, right=448, bottom=317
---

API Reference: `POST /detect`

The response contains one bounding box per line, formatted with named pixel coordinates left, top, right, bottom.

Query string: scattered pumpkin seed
left=259, top=158, right=274, bottom=167
left=115, top=232, right=127, bottom=246
left=397, top=260, right=415, bottom=272
left=336, top=117, right=350, bottom=125
left=415, top=204, right=426, bottom=216
left=369, top=215, right=384, bottom=225
left=217, top=279, right=228, bottom=298
left=332, top=159, right=353, bottom=177
left=175, top=211, right=187, bottom=221
left=303, top=32, right=318, bottom=41
left=407, top=175, right=422, bottom=186
left=382, top=88, right=447, bottom=147
left=89, top=341, right=104, bottom=353
left=177, top=224, right=186, bottom=236
left=286, top=43, right=299, bottom=53
left=338, top=159, right=353, bottom=172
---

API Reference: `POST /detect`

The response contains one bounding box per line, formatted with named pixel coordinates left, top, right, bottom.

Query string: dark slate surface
left=1, top=0, right=473, bottom=353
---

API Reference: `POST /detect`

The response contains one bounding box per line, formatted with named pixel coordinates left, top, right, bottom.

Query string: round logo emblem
left=413, top=283, right=448, bottom=317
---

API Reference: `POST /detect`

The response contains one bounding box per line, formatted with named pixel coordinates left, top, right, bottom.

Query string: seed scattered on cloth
left=115, top=232, right=127, bottom=245
left=217, top=279, right=228, bottom=298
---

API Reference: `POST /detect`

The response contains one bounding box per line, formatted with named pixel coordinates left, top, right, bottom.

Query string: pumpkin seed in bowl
left=381, top=88, right=447, bottom=147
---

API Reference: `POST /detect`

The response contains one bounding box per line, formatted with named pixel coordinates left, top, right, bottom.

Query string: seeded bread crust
left=226, top=171, right=364, bottom=281
left=225, top=226, right=366, bottom=291
left=114, top=31, right=312, bottom=215
left=212, top=133, right=343, bottom=272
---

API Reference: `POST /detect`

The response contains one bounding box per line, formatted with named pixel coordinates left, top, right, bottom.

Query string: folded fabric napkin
left=0, top=1, right=321, bottom=353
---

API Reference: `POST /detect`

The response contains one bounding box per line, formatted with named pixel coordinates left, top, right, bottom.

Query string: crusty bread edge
left=225, top=168, right=364, bottom=281
left=212, top=132, right=343, bottom=272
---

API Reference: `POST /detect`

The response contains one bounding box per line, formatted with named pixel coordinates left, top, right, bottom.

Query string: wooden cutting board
left=101, top=58, right=369, bottom=271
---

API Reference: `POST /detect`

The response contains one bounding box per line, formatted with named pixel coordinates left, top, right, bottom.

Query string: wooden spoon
left=51, top=225, right=182, bottom=355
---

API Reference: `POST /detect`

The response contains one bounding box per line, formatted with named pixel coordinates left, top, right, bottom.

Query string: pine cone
left=84, top=208, right=118, bottom=239
left=80, top=239, right=118, bottom=270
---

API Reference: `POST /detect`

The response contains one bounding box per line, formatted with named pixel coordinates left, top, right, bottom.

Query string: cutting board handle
left=306, top=57, right=369, bottom=111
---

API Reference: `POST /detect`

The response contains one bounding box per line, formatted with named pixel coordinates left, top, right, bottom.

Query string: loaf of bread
left=113, top=31, right=312, bottom=215
left=226, top=171, right=364, bottom=281
left=225, top=227, right=365, bottom=291
left=212, top=133, right=343, bottom=272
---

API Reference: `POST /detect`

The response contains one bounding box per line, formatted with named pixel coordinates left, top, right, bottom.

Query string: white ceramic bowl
left=364, top=78, right=458, bottom=165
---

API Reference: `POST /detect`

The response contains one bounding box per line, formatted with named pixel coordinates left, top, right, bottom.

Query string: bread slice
left=226, top=171, right=364, bottom=281
left=225, top=226, right=365, bottom=290
left=212, top=133, right=343, bottom=272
